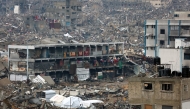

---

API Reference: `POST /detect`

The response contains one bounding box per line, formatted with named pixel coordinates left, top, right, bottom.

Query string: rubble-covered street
left=0, top=76, right=131, bottom=109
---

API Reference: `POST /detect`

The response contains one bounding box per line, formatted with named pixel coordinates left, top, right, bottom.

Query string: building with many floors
left=144, top=12, right=190, bottom=72
left=8, top=42, right=127, bottom=81
left=45, top=0, right=82, bottom=27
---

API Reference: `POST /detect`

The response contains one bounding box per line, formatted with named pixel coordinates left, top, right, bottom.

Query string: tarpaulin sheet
left=69, top=64, right=77, bottom=74
left=77, top=68, right=89, bottom=81
left=10, top=74, right=27, bottom=81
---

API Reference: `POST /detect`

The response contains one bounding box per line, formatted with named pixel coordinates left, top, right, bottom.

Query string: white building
left=14, top=5, right=20, bottom=14
left=145, top=12, right=190, bottom=72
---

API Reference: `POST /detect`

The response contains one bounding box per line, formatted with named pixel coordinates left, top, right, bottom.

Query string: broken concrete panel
left=0, top=78, right=11, bottom=87
left=41, top=76, right=55, bottom=85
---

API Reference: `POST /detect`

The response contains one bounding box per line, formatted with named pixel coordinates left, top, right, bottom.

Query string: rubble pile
left=1, top=0, right=189, bottom=56
left=0, top=75, right=130, bottom=109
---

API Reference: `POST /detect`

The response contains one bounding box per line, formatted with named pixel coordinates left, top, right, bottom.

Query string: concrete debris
left=32, top=75, right=47, bottom=84
left=0, top=77, right=11, bottom=87
left=0, top=75, right=130, bottom=109
left=0, top=0, right=188, bottom=108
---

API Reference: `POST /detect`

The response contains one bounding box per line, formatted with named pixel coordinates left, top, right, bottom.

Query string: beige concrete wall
left=174, top=12, right=190, bottom=20
left=128, top=77, right=181, bottom=108
left=182, top=78, right=190, bottom=100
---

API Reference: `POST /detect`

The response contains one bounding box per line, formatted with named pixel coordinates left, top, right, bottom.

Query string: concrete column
left=155, top=20, right=158, bottom=57
left=95, top=45, right=97, bottom=52
left=54, top=47, right=56, bottom=58
left=180, top=46, right=182, bottom=72
left=8, top=48, right=10, bottom=79
left=144, top=20, right=147, bottom=56
left=2, top=104, right=7, bottom=109
left=0, top=91, right=4, bottom=101
left=89, top=45, right=91, bottom=56
left=168, top=20, right=170, bottom=45
left=27, top=47, right=29, bottom=79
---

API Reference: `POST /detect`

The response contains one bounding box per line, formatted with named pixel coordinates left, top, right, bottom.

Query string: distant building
left=14, top=5, right=20, bottom=14
left=45, top=0, right=82, bottom=27
left=128, top=76, right=190, bottom=109
left=148, top=0, right=172, bottom=8
left=174, top=11, right=190, bottom=20
left=102, top=0, right=171, bottom=9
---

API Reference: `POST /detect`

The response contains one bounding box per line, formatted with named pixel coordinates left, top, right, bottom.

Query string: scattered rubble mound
left=0, top=75, right=131, bottom=109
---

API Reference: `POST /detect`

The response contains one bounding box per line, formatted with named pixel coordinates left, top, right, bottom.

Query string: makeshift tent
left=80, top=100, right=104, bottom=108
left=50, top=94, right=66, bottom=103
left=64, top=33, right=73, bottom=38
left=77, top=68, right=90, bottom=81
left=61, top=96, right=83, bottom=108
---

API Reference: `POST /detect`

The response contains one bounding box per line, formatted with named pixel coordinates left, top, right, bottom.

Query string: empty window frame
left=66, top=16, right=70, bottom=19
left=162, top=105, right=173, bottom=109
left=72, top=12, right=76, bottom=14
left=188, top=14, right=190, bottom=17
left=184, top=53, right=190, bottom=60
left=171, top=26, right=179, bottom=30
left=144, top=83, right=153, bottom=90
left=184, top=85, right=188, bottom=91
left=160, top=40, right=165, bottom=45
left=152, top=25, right=155, bottom=28
left=150, top=47, right=155, bottom=50
left=162, top=84, right=172, bottom=91
left=174, top=14, right=179, bottom=17
left=151, top=36, right=155, bottom=39
left=169, top=37, right=175, bottom=41
left=160, top=29, right=165, bottom=34
left=181, top=26, right=190, bottom=30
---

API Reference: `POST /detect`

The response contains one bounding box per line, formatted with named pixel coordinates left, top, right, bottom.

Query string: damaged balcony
left=31, top=43, right=123, bottom=60
left=9, top=61, right=26, bottom=72
left=8, top=43, right=124, bottom=76
left=32, top=56, right=124, bottom=73
left=180, top=26, right=190, bottom=36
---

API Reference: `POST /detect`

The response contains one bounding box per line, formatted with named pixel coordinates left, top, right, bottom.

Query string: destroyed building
left=128, top=75, right=190, bottom=109
left=44, top=0, right=82, bottom=27
left=22, top=0, right=82, bottom=34
left=8, top=42, right=129, bottom=81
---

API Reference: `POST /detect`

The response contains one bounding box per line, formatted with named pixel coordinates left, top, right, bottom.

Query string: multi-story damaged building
left=102, top=0, right=171, bottom=8
left=144, top=12, right=190, bottom=72
left=0, top=0, right=14, bottom=15
left=128, top=76, right=190, bottom=109
left=23, top=0, right=82, bottom=32
left=8, top=42, right=125, bottom=81
left=45, top=0, right=82, bottom=27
